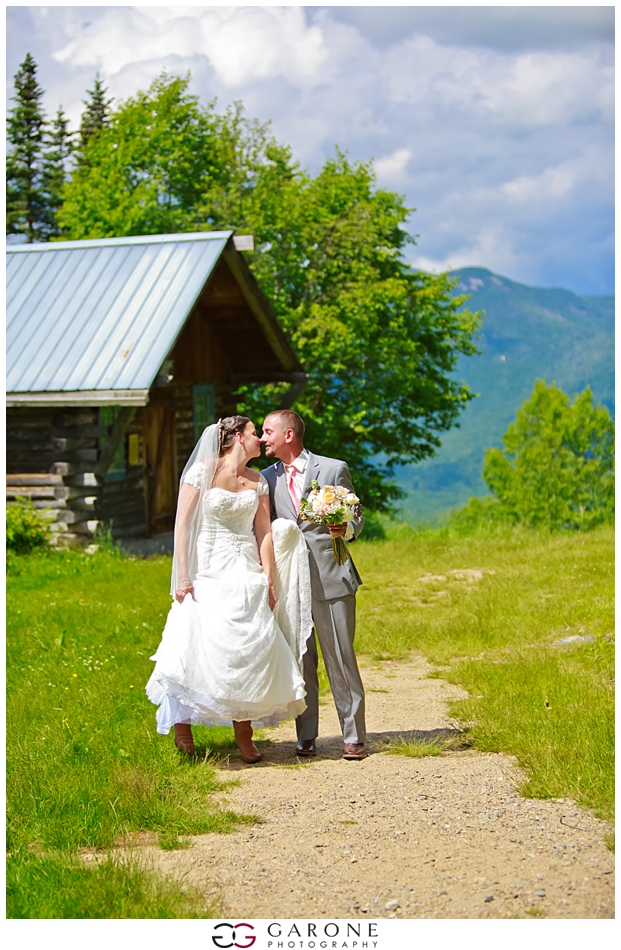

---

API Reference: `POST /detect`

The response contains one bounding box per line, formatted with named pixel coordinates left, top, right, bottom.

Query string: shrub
left=6, top=498, right=52, bottom=554
left=360, top=510, right=387, bottom=540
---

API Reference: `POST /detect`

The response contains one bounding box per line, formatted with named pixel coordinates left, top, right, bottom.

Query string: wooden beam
left=148, top=408, right=174, bottom=526
left=278, top=373, right=309, bottom=410
left=94, top=407, right=137, bottom=478
left=6, top=474, right=64, bottom=486
left=221, top=243, right=301, bottom=375
left=7, top=390, right=150, bottom=407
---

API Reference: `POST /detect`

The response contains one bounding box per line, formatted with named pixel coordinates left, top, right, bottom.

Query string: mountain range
left=398, top=267, right=615, bottom=522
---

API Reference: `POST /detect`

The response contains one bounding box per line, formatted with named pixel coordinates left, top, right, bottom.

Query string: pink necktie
left=286, top=464, right=301, bottom=513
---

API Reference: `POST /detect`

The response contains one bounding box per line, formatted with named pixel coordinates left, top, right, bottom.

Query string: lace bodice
left=201, top=487, right=261, bottom=536
left=182, top=467, right=269, bottom=575
left=184, top=465, right=268, bottom=533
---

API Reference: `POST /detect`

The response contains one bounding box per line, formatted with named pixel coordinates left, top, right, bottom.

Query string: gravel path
left=146, top=655, right=614, bottom=919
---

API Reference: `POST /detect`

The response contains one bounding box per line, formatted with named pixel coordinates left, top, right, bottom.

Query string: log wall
left=5, top=378, right=237, bottom=547
left=7, top=407, right=103, bottom=547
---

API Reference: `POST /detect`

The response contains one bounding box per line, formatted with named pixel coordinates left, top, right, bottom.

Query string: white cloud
left=383, top=36, right=613, bottom=130
left=6, top=5, right=614, bottom=294
left=52, top=6, right=328, bottom=89
left=375, top=148, right=412, bottom=184
left=503, top=164, right=575, bottom=202
left=412, top=224, right=520, bottom=286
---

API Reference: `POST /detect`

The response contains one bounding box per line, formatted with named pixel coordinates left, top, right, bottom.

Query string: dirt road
left=146, top=655, right=614, bottom=919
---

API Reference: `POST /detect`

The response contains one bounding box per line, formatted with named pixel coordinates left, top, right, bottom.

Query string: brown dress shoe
left=343, top=742, right=366, bottom=760
left=295, top=739, right=317, bottom=757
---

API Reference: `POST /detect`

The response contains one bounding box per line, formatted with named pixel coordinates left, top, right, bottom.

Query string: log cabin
left=6, top=231, right=306, bottom=547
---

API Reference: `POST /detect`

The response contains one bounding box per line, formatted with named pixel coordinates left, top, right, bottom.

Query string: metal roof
left=6, top=231, right=233, bottom=402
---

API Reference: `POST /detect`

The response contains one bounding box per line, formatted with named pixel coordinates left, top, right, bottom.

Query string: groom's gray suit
left=263, top=452, right=366, bottom=745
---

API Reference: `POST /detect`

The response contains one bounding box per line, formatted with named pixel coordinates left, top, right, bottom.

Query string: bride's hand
left=268, top=583, right=278, bottom=611
left=175, top=582, right=194, bottom=603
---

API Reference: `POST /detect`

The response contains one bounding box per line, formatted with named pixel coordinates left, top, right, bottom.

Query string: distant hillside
left=398, top=267, right=615, bottom=522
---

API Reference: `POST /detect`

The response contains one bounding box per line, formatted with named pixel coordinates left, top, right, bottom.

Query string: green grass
left=353, top=524, right=614, bottom=822
left=7, top=850, right=214, bottom=918
left=385, top=737, right=444, bottom=758
left=7, top=524, right=615, bottom=916
left=383, top=732, right=469, bottom=757
left=6, top=549, right=253, bottom=918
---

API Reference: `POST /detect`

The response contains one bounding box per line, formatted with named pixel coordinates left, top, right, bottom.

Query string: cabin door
left=143, top=406, right=177, bottom=535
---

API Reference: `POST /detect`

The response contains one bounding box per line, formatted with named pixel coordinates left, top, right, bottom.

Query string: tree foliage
left=228, top=151, right=481, bottom=508
left=55, top=72, right=482, bottom=509
left=6, top=53, right=48, bottom=242
left=483, top=380, right=614, bottom=530
left=59, top=73, right=223, bottom=236
left=40, top=107, right=73, bottom=239
left=77, top=73, right=112, bottom=157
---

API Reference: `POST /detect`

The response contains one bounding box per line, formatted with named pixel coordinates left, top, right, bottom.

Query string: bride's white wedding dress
left=146, top=472, right=310, bottom=733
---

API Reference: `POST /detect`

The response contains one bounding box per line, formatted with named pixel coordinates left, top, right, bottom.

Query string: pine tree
left=6, top=52, right=48, bottom=242
left=40, top=107, right=74, bottom=239
left=77, top=73, right=112, bottom=158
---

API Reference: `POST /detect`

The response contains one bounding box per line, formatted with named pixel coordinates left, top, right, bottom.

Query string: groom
left=261, top=410, right=367, bottom=760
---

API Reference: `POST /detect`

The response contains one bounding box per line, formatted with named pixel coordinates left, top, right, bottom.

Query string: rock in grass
left=553, top=635, right=596, bottom=646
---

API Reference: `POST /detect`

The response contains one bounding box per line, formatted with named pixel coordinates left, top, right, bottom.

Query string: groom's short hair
left=266, top=409, right=305, bottom=440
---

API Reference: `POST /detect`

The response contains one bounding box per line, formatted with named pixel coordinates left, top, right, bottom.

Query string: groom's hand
left=328, top=523, right=347, bottom=538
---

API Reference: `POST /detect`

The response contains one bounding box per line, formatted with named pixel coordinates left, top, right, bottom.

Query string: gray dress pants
left=295, top=593, right=366, bottom=745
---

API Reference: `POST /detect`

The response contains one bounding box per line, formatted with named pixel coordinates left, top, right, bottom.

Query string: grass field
left=6, top=549, right=252, bottom=918
left=354, top=524, right=614, bottom=824
left=6, top=524, right=614, bottom=917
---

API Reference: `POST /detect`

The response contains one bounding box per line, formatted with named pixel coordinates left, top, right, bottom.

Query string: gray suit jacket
left=263, top=452, right=363, bottom=602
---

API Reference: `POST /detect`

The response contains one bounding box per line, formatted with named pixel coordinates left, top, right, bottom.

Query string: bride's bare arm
left=174, top=483, right=199, bottom=601
left=254, top=493, right=278, bottom=610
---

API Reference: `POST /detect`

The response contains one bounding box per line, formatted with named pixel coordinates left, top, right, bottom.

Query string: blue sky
left=6, top=5, right=614, bottom=295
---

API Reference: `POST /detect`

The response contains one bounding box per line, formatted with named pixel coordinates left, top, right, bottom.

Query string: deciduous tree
left=59, top=73, right=223, bottom=236
left=58, top=72, right=482, bottom=509
left=483, top=380, right=614, bottom=529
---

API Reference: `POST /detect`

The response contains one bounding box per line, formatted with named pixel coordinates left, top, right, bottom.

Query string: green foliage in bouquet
left=6, top=498, right=52, bottom=555
left=482, top=380, right=614, bottom=530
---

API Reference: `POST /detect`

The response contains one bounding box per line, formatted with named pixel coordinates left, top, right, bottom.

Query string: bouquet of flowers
left=299, top=480, right=362, bottom=565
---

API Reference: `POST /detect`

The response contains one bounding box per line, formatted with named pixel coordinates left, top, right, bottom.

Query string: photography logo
left=211, top=922, right=256, bottom=949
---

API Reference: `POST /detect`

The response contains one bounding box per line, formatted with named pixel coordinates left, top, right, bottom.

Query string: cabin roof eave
left=6, top=389, right=151, bottom=407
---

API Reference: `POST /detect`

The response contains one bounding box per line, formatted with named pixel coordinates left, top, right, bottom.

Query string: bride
left=146, top=415, right=311, bottom=763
